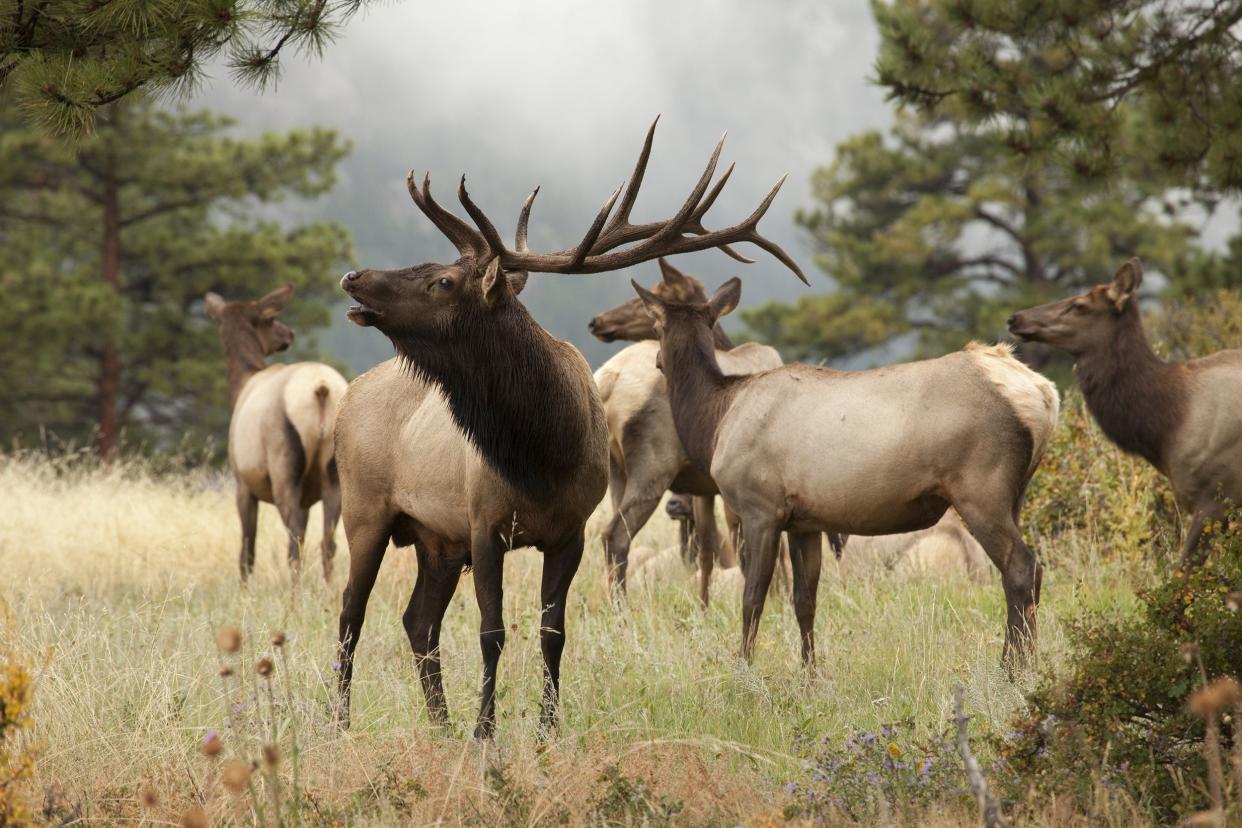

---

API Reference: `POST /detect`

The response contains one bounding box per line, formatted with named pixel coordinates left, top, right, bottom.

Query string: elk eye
left=437, top=277, right=452, bottom=289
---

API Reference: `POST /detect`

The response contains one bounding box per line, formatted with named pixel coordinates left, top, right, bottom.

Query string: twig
left=954, top=686, right=1009, bottom=828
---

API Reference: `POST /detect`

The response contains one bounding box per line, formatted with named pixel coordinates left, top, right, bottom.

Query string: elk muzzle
left=341, top=270, right=383, bottom=327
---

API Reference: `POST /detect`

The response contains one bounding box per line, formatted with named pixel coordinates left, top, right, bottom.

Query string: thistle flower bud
left=140, top=782, right=159, bottom=809
left=262, top=743, right=281, bottom=768
left=271, top=631, right=287, bottom=647
left=216, top=625, right=242, bottom=654
left=219, top=666, right=233, bottom=678
left=221, top=758, right=252, bottom=794
left=256, top=657, right=274, bottom=677
left=1227, top=592, right=1242, bottom=613
left=202, top=730, right=223, bottom=757
left=180, top=806, right=208, bottom=828
left=1179, top=642, right=1200, bottom=663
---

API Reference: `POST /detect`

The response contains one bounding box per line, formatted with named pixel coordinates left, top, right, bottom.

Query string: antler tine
left=603, top=115, right=658, bottom=235
left=646, top=132, right=726, bottom=245
left=407, top=172, right=488, bottom=259
left=457, top=176, right=509, bottom=261
left=515, top=186, right=539, bottom=252
left=684, top=162, right=755, bottom=264
left=567, top=182, right=624, bottom=269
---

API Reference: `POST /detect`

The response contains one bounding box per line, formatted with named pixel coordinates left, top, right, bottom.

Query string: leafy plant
left=1000, top=520, right=1242, bottom=821
left=783, top=722, right=968, bottom=822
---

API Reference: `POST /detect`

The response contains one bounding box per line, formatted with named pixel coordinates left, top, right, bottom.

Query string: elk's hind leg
left=953, top=493, right=1041, bottom=677
left=787, top=532, right=823, bottom=666
left=320, top=457, right=342, bottom=581
left=602, top=462, right=674, bottom=598
left=236, top=484, right=259, bottom=582
left=538, top=530, right=586, bottom=734
left=402, top=540, right=463, bottom=728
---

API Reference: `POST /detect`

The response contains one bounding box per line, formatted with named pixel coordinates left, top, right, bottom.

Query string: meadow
left=0, top=441, right=1170, bottom=827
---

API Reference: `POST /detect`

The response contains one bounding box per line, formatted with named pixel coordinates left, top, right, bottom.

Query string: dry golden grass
left=0, top=452, right=1154, bottom=825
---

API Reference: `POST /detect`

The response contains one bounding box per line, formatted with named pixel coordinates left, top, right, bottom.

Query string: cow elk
left=591, top=258, right=782, bottom=605
left=634, top=278, right=1059, bottom=672
left=204, top=285, right=347, bottom=582
left=1009, top=258, right=1242, bottom=569
left=332, top=117, right=803, bottom=738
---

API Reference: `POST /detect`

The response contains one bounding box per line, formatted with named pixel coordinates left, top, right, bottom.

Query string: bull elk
left=590, top=258, right=782, bottom=605
left=332, top=117, right=804, bottom=738
left=1008, top=258, right=1242, bottom=569
left=633, top=278, right=1059, bottom=671
left=204, top=285, right=348, bottom=581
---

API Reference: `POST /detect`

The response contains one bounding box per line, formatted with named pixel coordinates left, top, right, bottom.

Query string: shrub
left=0, top=621, right=38, bottom=825
left=1024, top=392, right=1178, bottom=559
left=999, top=520, right=1242, bottom=822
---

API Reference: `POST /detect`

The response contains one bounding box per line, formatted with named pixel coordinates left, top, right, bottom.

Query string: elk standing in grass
left=333, top=118, right=803, bottom=737
left=590, top=258, right=782, bottom=605
left=634, top=278, right=1059, bottom=670
left=1009, top=258, right=1242, bottom=569
left=205, top=286, right=347, bottom=582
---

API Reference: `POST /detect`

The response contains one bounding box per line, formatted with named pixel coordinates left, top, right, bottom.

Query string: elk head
left=1007, top=258, right=1143, bottom=356
left=204, top=284, right=296, bottom=355
left=340, top=117, right=807, bottom=355
left=632, top=275, right=742, bottom=371
left=588, top=258, right=712, bottom=342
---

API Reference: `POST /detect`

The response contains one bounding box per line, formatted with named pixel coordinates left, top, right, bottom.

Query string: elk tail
left=314, top=382, right=331, bottom=438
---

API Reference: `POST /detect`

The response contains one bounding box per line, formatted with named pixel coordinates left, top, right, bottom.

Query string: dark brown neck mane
left=1073, top=305, right=1186, bottom=471
left=389, top=297, right=593, bottom=496
left=219, top=321, right=269, bottom=408
left=660, top=310, right=743, bottom=475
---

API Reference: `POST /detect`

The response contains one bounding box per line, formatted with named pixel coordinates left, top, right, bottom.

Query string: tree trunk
left=97, top=163, right=121, bottom=461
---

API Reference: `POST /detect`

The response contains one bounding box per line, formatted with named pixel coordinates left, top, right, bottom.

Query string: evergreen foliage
left=0, top=96, right=353, bottom=455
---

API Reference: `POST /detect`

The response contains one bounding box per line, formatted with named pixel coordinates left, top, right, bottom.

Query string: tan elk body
left=1009, top=258, right=1242, bottom=567
left=332, top=118, right=804, bottom=737
left=205, top=286, right=347, bottom=581
left=635, top=278, right=1059, bottom=668
left=591, top=260, right=782, bottom=603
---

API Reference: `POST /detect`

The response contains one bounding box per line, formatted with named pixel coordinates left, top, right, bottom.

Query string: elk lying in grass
left=333, top=118, right=803, bottom=737
left=591, top=258, right=781, bottom=605
left=634, top=278, right=1059, bottom=670
left=1009, top=258, right=1242, bottom=569
left=205, top=286, right=347, bottom=581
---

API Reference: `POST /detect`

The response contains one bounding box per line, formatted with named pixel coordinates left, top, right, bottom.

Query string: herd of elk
left=197, top=116, right=1237, bottom=741
left=1009, top=258, right=1242, bottom=569
left=632, top=277, right=1059, bottom=670
left=205, top=285, right=347, bottom=582
left=331, top=118, right=802, bottom=737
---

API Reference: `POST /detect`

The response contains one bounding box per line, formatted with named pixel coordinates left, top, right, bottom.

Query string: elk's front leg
left=539, top=530, right=586, bottom=734
left=236, top=485, right=258, bottom=582
left=471, top=531, right=505, bottom=739
left=402, top=544, right=462, bottom=728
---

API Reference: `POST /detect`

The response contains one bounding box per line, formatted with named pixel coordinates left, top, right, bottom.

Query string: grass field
left=0, top=452, right=1155, bottom=826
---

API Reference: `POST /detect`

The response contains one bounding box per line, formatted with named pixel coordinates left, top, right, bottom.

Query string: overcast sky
left=191, top=1, right=892, bottom=369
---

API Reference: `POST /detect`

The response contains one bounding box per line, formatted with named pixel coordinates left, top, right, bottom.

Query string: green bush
left=1024, top=392, right=1178, bottom=559
left=999, top=520, right=1242, bottom=822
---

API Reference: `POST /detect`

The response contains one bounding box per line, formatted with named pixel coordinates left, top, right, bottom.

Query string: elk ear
left=257, top=283, right=294, bottom=319
left=481, top=258, right=511, bottom=307
left=707, top=277, right=742, bottom=322
left=1106, top=258, right=1143, bottom=312
left=658, top=257, right=689, bottom=287
left=631, top=280, right=666, bottom=325
left=204, top=292, right=227, bottom=321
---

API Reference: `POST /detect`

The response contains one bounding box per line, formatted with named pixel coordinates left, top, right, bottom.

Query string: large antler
left=407, top=117, right=808, bottom=284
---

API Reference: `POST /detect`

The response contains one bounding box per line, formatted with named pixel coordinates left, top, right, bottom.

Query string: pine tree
left=739, top=110, right=1200, bottom=367
left=0, top=96, right=352, bottom=457
left=1, top=0, right=370, bottom=136
left=871, top=0, right=1242, bottom=192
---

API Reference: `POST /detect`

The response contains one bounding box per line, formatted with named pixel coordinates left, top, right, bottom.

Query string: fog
left=191, top=1, right=890, bottom=370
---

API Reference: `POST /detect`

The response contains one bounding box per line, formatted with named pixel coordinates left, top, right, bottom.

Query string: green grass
left=0, top=452, right=1150, bottom=825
